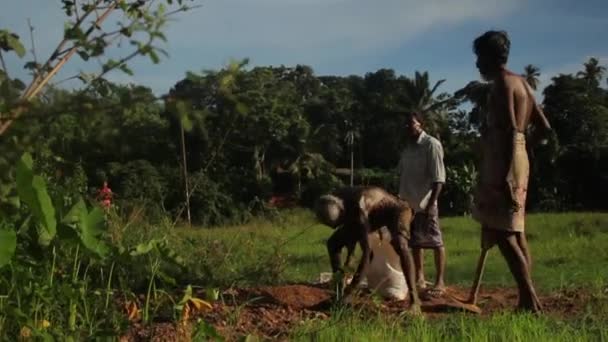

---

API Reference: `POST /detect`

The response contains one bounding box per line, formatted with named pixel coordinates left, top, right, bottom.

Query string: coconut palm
left=576, top=57, right=606, bottom=86
left=522, top=64, right=541, bottom=90
left=401, top=71, right=455, bottom=136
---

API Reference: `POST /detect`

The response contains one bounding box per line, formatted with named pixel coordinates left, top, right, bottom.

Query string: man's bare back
left=489, top=73, right=534, bottom=134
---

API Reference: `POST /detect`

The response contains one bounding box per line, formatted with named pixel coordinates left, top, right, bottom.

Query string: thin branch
left=74, top=0, right=81, bottom=22
left=55, top=28, right=123, bottom=57
left=172, top=108, right=241, bottom=226
left=0, top=0, right=115, bottom=136
left=166, top=4, right=203, bottom=17
left=27, top=18, right=40, bottom=78
left=53, top=74, right=81, bottom=86
left=83, top=41, right=151, bottom=92
left=0, top=51, right=9, bottom=79
left=26, top=2, right=117, bottom=100
left=22, top=0, right=104, bottom=99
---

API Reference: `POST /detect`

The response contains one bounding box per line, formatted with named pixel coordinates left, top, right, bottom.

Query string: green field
left=163, top=210, right=608, bottom=341
left=3, top=209, right=607, bottom=341
left=170, top=210, right=608, bottom=290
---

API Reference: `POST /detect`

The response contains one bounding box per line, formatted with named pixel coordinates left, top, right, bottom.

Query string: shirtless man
left=315, top=186, right=421, bottom=314
left=469, top=30, right=551, bottom=313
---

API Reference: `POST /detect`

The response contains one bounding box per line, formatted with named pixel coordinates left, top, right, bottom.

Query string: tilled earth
left=120, top=283, right=598, bottom=341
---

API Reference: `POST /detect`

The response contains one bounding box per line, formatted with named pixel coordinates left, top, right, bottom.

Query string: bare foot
left=417, top=279, right=431, bottom=290
left=427, top=285, right=446, bottom=298
left=408, top=302, right=423, bottom=316
left=518, top=295, right=543, bottom=313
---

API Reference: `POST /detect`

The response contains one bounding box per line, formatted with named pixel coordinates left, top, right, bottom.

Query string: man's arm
left=342, top=204, right=372, bottom=297
left=426, top=182, right=443, bottom=213
left=426, top=140, right=446, bottom=212
left=395, top=153, right=404, bottom=197
left=327, top=226, right=351, bottom=274
left=505, top=79, right=531, bottom=169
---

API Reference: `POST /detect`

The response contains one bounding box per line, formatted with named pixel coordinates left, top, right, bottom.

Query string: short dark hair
left=405, top=111, right=424, bottom=125
left=473, top=30, right=510, bottom=65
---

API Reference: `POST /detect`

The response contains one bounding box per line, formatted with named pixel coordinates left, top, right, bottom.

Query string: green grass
left=165, top=210, right=608, bottom=341
left=170, top=210, right=608, bottom=291
left=293, top=310, right=608, bottom=342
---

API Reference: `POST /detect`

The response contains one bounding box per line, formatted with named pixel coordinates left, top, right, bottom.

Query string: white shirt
left=397, top=131, right=446, bottom=211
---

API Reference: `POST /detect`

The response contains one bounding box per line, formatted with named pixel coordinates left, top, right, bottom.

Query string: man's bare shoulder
left=502, top=73, right=527, bottom=93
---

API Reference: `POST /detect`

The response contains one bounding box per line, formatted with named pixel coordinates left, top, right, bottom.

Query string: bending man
left=315, top=186, right=421, bottom=314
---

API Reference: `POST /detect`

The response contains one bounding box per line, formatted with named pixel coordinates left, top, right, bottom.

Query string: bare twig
left=0, top=51, right=8, bottom=79
left=0, top=0, right=114, bottom=135
left=74, top=0, right=81, bottom=21
left=53, top=74, right=81, bottom=86
left=82, top=40, right=151, bottom=92
left=27, top=18, right=39, bottom=77
left=21, top=0, right=104, bottom=99
left=172, top=108, right=241, bottom=226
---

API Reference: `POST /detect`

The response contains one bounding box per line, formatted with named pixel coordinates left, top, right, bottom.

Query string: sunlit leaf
left=16, top=153, right=57, bottom=247
left=77, top=206, right=110, bottom=258
left=0, top=30, right=26, bottom=58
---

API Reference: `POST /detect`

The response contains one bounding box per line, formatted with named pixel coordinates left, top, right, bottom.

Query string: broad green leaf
left=16, top=153, right=57, bottom=247
left=31, top=176, right=57, bottom=246
left=77, top=206, right=109, bottom=258
left=0, top=30, right=26, bottom=58
left=130, top=238, right=162, bottom=256
left=0, top=228, right=16, bottom=268
left=62, top=198, right=87, bottom=224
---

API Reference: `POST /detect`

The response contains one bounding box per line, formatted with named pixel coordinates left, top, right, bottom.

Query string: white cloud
left=1, top=0, right=524, bottom=94
left=168, top=0, right=523, bottom=57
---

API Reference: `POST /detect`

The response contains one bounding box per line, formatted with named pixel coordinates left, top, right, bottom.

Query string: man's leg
left=433, top=246, right=446, bottom=290
left=413, top=248, right=427, bottom=288
left=410, top=213, right=428, bottom=288
left=495, top=231, right=542, bottom=312
left=391, top=233, right=421, bottom=313
left=516, top=232, right=532, bottom=272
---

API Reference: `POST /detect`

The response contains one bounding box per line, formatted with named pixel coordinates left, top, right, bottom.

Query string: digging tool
left=421, top=247, right=489, bottom=314
left=467, top=247, right=490, bottom=305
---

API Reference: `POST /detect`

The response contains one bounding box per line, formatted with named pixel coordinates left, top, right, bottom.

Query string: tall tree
left=576, top=57, right=606, bottom=87
left=399, top=71, right=454, bottom=138
left=454, top=80, right=491, bottom=131
left=522, top=64, right=541, bottom=90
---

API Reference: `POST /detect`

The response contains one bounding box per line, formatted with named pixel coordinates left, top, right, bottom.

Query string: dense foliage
left=0, top=2, right=607, bottom=338
left=2, top=59, right=608, bottom=225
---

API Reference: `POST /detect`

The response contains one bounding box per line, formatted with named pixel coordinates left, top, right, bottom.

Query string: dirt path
left=121, top=283, right=597, bottom=341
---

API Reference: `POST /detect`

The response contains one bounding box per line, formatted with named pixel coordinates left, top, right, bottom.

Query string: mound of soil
left=120, top=284, right=597, bottom=341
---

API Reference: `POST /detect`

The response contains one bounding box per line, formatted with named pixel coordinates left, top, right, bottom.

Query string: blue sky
left=2, top=0, right=607, bottom=98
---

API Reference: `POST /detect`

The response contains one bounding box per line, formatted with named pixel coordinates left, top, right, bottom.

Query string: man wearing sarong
left=471, top=30, right=551, bottom=312
left=397, top=112, right=447, bottom=297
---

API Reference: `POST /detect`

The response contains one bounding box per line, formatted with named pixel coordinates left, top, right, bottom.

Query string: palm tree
left=401, top=71, right=455, bottom=135
left=402, top=71, right=452, bottom=113
left=576, top=57, right=607, bottom=86
left=522, top=64, right=541, bottom=90
left=454, top=80, right=491, bottom=129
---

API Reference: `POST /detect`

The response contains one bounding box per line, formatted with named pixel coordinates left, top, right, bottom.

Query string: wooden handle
left=467, top=248, right=489, bottom=305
